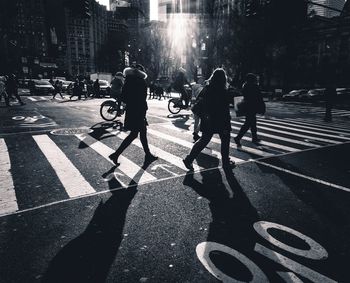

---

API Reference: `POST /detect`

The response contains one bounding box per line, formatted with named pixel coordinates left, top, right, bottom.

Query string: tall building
left=308, top=0, right=346, bottom=18
left=0, top=0, right=51, bottom=77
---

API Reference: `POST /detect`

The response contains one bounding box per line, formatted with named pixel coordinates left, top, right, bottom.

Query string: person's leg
left=250, top=115, right=260, bottom=142
left=14, top=91, right=24, bottom=105
left=109, top=130, right=139, bottom=164
left=234, top=115, right=252, bottom=146
left=219, top=131, right=234, bottom=167
left=184, top=132, right=212, bottom=169
left=139, top=125, right=158, bottom=162
left=193, top=115, right=201, bottom=141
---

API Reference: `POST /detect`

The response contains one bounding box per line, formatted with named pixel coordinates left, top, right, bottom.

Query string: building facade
left=308, top=0, right=346, bottom=18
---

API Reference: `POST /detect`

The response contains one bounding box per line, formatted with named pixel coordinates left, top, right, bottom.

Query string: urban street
left=1, top=0, right=350, bottom=282
left=0, top=94, right=349, bottom=282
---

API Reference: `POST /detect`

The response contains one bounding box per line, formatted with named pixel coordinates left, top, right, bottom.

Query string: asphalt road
left=0, top=96, right=349, bottom=282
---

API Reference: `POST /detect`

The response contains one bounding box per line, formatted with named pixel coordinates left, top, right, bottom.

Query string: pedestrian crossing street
left=1, top=115, right=350, bottom=217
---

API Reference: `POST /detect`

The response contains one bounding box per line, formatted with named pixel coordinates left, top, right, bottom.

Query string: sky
left=96, top=0, right=110, bottom=10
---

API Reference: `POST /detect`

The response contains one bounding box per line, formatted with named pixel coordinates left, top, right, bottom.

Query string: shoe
left=223, top=160, right=236, bottom=169
left=234, top=137, right=241, bottom=148
left=183, top=157, right=194, bottom=171
left=193, top=133, right=201, bottom=142
left=108, top=153, right=120, bottom=166
left=252, top=138, right=261, bottom=144
left=145, top=154, right=158, bottom=163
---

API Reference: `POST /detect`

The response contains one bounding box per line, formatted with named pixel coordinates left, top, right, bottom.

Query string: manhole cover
left=50, top=128, right=93, bottom=136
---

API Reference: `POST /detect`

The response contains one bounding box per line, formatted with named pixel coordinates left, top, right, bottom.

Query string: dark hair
left=245, top=73, right=257, bottom=84
left=136, top=64, right=145, bottom=72
left=208, top=68, right=227, bottom=89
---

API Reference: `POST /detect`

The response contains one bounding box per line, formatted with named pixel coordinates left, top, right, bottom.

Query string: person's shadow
left=78, top=121, right=123, bottom=149
left=42, top=163, right=150, bottom=283
left=183, top=168, right=261, bottom=281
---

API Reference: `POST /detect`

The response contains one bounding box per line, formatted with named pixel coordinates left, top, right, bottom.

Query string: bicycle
left=100, top=99, right=125, bottom=121
left=168, top=97, right=192, bottom=114
left=167, top=87, right=192, bottom=114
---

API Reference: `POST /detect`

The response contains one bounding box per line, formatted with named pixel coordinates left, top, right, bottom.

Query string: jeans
left=236, top=114, right=258, bottom=140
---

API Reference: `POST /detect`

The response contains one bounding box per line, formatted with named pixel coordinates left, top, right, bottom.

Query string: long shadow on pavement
left=42, top=162, right=151, bottom=282
left=183, top=168, right=267, bottom=281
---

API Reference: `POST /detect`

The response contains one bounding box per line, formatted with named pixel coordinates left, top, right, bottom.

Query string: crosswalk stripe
left=27, top=97, right=37, bottom=101
left=75, top=134, right=157, bottom=184
left=288, top=118, right=350, bottom=132
left=0, top=139, right=19, bottom=215
left=32, top=135, right=96, bottom=198
left=230, top=124, right=319, bottom=147
left=108, top=130, right=203, bottom=172
left=231, top=121, right=339, bottom=144
left=39, top=96, right=48, bottom=100
left=260, top=117, right=350, bottom=136
left=161, top=124, right=275, bottom=157
left=250, top=119, right=350, bottom=141
left=147, top=128, right=245, bottom=163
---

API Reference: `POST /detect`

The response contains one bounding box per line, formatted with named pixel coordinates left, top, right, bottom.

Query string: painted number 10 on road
left=196, top=221, right=337, bottom=282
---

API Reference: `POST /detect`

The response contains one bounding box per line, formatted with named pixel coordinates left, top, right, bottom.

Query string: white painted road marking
left=0, top=139, right=19, bottom=215
left=255, top=160, right=350, bottom=193
left=109, top=129, right=203, bottom=172
left=33, top=135, right=96, bottom=198
left=75, top=134, right=157, bottom=184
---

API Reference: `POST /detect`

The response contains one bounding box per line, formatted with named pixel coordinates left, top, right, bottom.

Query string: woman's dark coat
left=200, top=85, right=232, bottom=134
left=242, top=83, right=262, bottom=115
left=122, top=68, right=148, bottom=131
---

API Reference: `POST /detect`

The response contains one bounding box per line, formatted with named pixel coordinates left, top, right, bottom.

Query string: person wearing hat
left=109, top=64, right=158, bottom=166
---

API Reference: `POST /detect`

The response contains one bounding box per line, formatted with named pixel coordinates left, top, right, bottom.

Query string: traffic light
left=80, top=0, right=91, bottom=18
left=245, top=0, right=259, bottom=17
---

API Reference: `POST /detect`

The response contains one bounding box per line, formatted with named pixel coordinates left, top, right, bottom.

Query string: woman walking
left=109, top=64, right=157, bottom=166
left=183, top=68, right=235, bottom=171
left=234, top=73, right=262, bottom=147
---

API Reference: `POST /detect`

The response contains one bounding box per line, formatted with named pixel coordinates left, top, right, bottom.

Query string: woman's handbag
left=236, top=100, right=247, bottom=117
left=257, top=98, right=266, bottom=115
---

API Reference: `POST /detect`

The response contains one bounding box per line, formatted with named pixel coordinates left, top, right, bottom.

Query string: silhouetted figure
left=324, top=86, right=336, bottom=122
left=52, top=80, right=64, bottom=99
left=183, top=68, right=235, bottom=171
left=109, top=64, right=157, bottom=166
left=0, top=76, right=10, bottom=106
left=173, top=68, right=190, bottom=107
left=70, top=79, right=80, bottom=100
left=191, top=78, right=206, bottom=142
left=110, top=72, right=124, bottom=115
left=6, top=74, right=24, bottom=105
left=93, top=79, right=100, bottom=98
left=234, top=73, right=262, bottom=147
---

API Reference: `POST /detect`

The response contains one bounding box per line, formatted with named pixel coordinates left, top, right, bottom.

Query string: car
left=29, top=79, right=55, bottom=95
left=282, top=89, right=308, bottom=101
left=98, top=79, right=111, bottom=97
left=62, top=80, right=74, bottom=91
left=304, top=88, right=325, bottom=101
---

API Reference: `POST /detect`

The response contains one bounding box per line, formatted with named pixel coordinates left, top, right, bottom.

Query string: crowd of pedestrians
left=0, top=74, right=25, bottom=106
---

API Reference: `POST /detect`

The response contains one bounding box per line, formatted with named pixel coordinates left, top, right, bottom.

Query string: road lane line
left=230, top=125, right=319, bottom=147
left=163, top=124, right=299, bottom=152
left=107, top=129, right=203, bottom=172
left=231, top=121, right=339, bottom=144
left=33, top=135, right=96, bottom=198
left=75, top=134, right=157, bottom=184
left=147, top=128, right=245, bottom=164
left=161, top=124, right=275, bottom=156
left=0, top=139, right=19, bottom=215
left=254, top=160, right=350, bottom=193
left=252, top=120, right=350, bottom=141
left=257, top=117, right=350, bottom=136
left=290, top=118, right=350, bottom=131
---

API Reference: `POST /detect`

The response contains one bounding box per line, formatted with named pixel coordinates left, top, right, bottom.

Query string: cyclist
left=173, top=67, right=190, bottom=108
left=110, top=72, right=124, bottom=115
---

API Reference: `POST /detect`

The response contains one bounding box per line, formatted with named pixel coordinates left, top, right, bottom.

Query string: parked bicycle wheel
left=100, top=100, right=118, bottom=121
left=168, top=98, right=182, bottom=114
